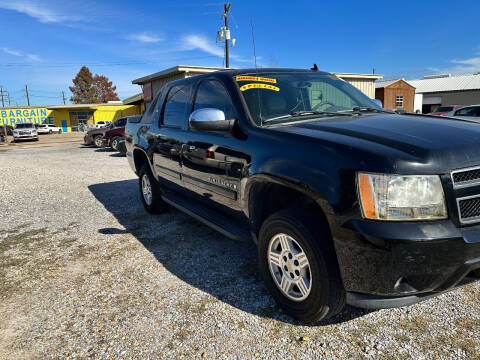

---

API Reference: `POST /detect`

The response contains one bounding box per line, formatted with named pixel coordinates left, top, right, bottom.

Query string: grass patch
left=398, top=315, right=431, bottom=336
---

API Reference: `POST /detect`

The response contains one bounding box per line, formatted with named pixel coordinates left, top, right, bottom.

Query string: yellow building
left=0, top=102, right=142, bottom=132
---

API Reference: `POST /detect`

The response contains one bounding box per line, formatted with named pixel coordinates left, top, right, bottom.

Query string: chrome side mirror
left=189, top=108, right=235, bottom=132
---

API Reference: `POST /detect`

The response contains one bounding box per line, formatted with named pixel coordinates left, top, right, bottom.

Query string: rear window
left=435, top=106, right=453, bottom=112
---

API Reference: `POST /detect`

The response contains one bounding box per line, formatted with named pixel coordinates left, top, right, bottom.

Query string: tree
left=69, top=66, right=98, bottom=104
left=92, top=75, right=119, bottom=103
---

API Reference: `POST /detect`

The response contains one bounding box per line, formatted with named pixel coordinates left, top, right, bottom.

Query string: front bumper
left=335, top=219, right=480, bottom=308
left=14, top=134, right=37, bottom=140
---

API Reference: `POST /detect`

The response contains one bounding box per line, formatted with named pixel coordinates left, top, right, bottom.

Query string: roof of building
left=408, top=73, right=480, bottom=93
left=375, top=79, right=401, bottom=88
left=46, top=103, right=134, bottom=109
left=122, top=93, right=143, bottom=105
left=132, top=65, right=228, bottom=84
left=334, top=73, right=384, bottom=80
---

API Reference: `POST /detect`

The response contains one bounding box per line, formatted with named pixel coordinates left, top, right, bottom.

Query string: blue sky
left=1, top=0, right=479, bottom=106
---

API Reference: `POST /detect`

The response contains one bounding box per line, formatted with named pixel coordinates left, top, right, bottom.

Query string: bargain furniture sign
left=0, top=108, right=51, bottom=125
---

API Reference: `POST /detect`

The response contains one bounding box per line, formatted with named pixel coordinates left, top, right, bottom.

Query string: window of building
left=193, top=80, right=235, bottom=120
left=162, top=84, right=192, bottom=127
left=395, top=96, right=404, bottom=108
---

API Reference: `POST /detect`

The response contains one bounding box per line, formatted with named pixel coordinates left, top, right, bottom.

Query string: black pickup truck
left=125, top=68, right=480, bottom=322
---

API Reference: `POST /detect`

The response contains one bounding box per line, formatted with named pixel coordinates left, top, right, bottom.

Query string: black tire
left=49, top=130, right=53, bottom=134
left=34, top=137, right=39, bottom=141
left=111, top=136, right=120, bottom=151
left=94, top=135, right=103, bottom=148
left=138, top=164, right=168, bottom=214
left=258, top=208, right=345, bottom=322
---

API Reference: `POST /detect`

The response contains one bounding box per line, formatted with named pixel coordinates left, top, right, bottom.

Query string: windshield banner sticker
left=236, top=76, right=277, bottom=84
left=240, top=83, right=280, bottom=92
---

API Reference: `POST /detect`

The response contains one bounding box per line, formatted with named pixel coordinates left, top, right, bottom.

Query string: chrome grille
left=452, top=166, right=480, bottom=188
left=457, top=195, right=480, bottom=224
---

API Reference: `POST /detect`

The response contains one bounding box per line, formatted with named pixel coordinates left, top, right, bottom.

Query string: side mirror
left=372, top=99, right=383, bottom=108
left=189, top=108, right=235, bottom=132
left=127, top=115, right=142, bottom=124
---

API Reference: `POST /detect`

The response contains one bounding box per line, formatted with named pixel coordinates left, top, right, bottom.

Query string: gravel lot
left=1, top=138, right=480, bottom=359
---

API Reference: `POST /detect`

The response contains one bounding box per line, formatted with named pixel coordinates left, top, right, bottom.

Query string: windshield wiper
left=347, top=107, right=395, bottom=114
left=263, top=110, right=353, bottom=124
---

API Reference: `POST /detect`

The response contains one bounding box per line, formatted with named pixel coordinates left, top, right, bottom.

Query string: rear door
left=151, top=82, right=192, bottom=188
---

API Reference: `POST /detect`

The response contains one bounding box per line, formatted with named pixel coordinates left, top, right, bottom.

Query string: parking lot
left=1, top=140, right=480, bottom=359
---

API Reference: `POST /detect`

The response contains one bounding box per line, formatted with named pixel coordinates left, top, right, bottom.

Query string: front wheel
left=111, top=136, right=120, bottom=151
left=258, top=208, right=345, bottom=322
left=138, top=164, right=168, bottom=214
left=93, top=135, right=103, bottom=148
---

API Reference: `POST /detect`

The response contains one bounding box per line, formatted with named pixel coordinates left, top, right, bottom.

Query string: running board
left=161, top=191, right=251, bottom=242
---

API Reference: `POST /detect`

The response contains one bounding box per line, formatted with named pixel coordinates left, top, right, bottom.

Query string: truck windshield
left=237, top=72, right=380, bottom=125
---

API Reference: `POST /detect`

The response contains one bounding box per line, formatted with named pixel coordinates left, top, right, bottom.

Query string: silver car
left=13, top=123, right=38, bottom=141
left=445, top=104, right=480, bottom=122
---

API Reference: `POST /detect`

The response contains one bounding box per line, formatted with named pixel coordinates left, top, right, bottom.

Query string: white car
left=37, top=124, right=62, bottom=134
left=13, top=123, right=38, bottom=141
left=445, top=105, right=480, bottom=122
left=95, top=121, right=112, bottom=128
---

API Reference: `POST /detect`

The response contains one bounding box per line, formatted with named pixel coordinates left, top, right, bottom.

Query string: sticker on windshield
left=240, top=83, right=280, bottom=92
left=236, top=75, right=277, bottom=84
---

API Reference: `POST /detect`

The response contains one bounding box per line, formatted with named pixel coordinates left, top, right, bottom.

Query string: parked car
left=95, top=121, right=112, bottom=128
left=0, top=125, right=13, bottom=136
left=125, top=68, right=480, bottom=322
left=0, top=125, right=7, bottom=142
left=84, top=117, right=127, bottom=147
left=103, top=116, right=140, bottom=150
left=37, top=123, right=62, bottom=134
left=428, top=105, right=463, bottom=116
left=444, top=104, right=480, bottom=122
left=13, top=123, right=38, bottom=141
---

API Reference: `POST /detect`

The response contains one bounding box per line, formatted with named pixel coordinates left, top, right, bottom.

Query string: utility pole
left=62, top=91, right=66, bottom=105
left=223, top=3, right=231, bottom=68
left=7, top=94, right=11, bottom=107
left=25, top=84, right=30, bottom=106
left=0, top=86, right=5, bottom=107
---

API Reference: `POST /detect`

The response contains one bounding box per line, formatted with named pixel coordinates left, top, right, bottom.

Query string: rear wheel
left=258, top=208, right=345, bottom=322
left=94, top=135, right=103, bottom=148
left=138, top=164, right=168, bottom=214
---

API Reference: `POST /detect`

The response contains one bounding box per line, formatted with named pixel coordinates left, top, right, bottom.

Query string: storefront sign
left=0, top=108, right=50, bottom=125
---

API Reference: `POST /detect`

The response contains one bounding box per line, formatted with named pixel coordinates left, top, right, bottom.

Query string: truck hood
left=275, top=114, right=480, bottom=171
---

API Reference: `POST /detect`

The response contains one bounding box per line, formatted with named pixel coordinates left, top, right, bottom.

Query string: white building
left=408, top=73, right=480, bottom=113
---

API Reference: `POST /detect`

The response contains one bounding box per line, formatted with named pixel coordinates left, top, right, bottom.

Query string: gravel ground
left=1, top=142, right=480, bottom=359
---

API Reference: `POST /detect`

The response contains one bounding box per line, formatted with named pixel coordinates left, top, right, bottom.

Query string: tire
left=49, top=130, right=53, bottom=134
left=110, top=136, right=120, bottom=151
left=34, top=137, right=39, bottom=141
left=138, top=164, right=168, bottom=214
left=94, top=135, right=103, bottom=148
left=258, top=208, right=345, bottom=322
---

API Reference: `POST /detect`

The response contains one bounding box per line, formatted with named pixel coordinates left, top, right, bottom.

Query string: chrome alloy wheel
left=141, top=174, right=153, bottom=206
left=94, top=136, right=103, bottom=147
left=268, top=233, right=312, bottom=301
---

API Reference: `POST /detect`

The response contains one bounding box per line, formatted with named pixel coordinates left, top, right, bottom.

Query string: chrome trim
left=451, top=165, right=480, bottom=189
left=457, top=194, right=480, bottom=224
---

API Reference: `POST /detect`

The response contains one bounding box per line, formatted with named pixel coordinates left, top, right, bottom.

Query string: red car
left=103, top=126, right=125, bottom=150
left=428, top=105, right=463, bottom=116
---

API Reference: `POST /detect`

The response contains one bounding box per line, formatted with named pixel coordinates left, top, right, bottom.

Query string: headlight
left=357, top=172, right=447, bottom=221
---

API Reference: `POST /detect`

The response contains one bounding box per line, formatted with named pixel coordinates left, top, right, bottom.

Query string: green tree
left=69, top=66, right=98, bottom=104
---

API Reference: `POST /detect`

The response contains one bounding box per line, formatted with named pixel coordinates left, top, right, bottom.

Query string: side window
left=193, top=80, right=235, bottom=119
left=456, top=107, right=477, bottom=116
left=162, top=84, right=192, bottom=127
left=141, top=91, right=162, bottom=124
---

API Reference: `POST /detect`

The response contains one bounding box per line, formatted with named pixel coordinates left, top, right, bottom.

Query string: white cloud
left=2, top=47, right=22, bottom=56
left=182, top=34, right=252, bottom=64
left=0, top=1, right=83, bottom=23
left=183, top=34, right=224, bottom=57
left=27, top=54, right=41, bottom=62
left=126, top=32, right=163, bottom=43
left=2, top=47, right=40, bottom=61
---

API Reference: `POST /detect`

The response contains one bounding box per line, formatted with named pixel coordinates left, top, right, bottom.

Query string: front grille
left=452, top=166, right=480, bottom=188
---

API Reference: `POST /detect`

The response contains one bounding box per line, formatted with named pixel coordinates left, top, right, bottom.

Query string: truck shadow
left=88, top=179, right=371, bottom=326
